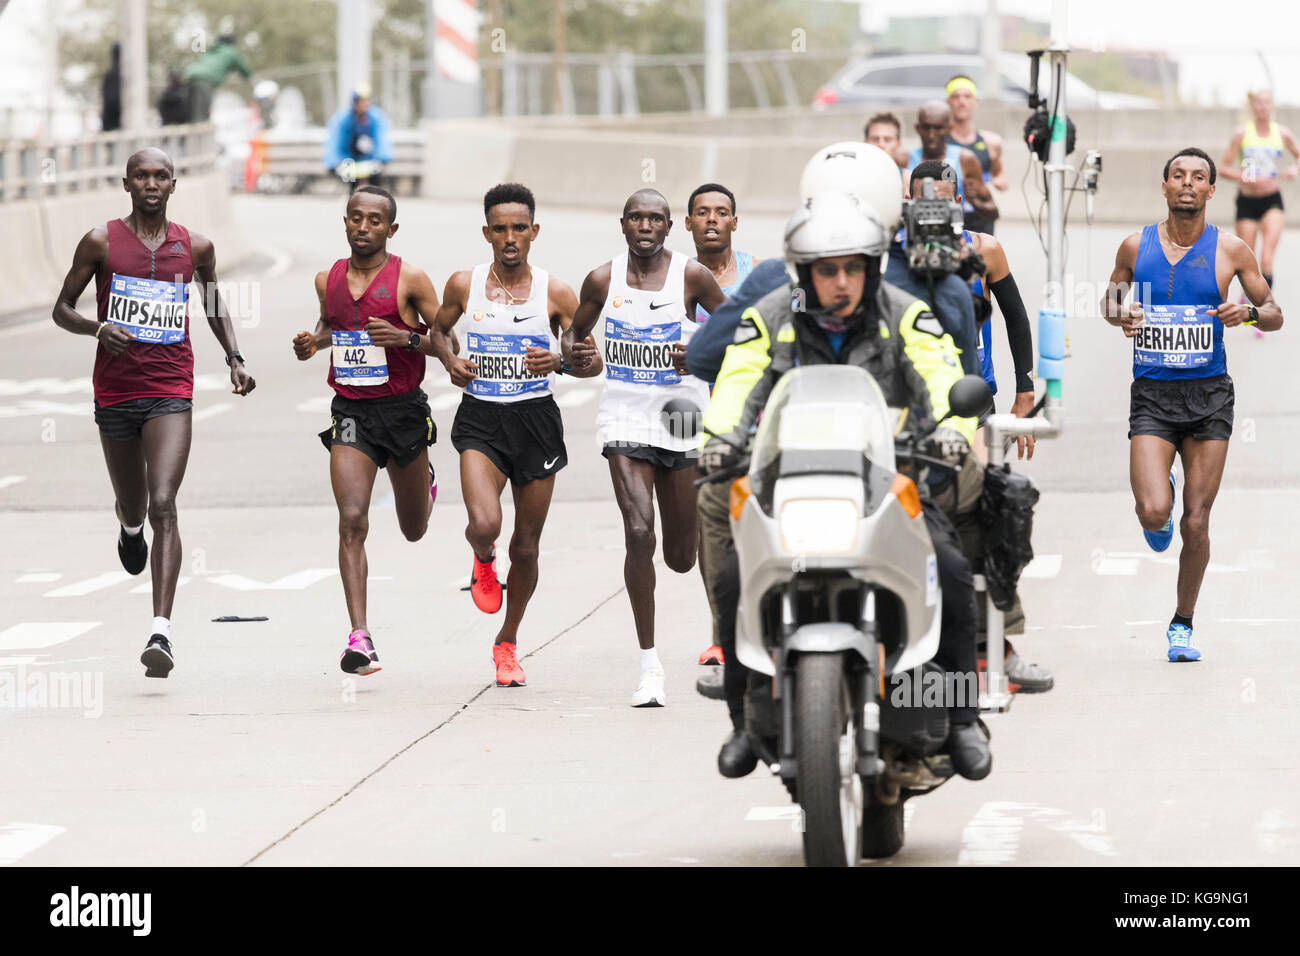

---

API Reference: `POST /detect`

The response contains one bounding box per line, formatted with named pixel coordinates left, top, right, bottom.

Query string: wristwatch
left=556, top=355, right=571, bottom=375
left=407, top=331, right=422, bottom=349
left=1245, top=305, right=1260, bottom=326
left=224, top=350, right=246, bottom=366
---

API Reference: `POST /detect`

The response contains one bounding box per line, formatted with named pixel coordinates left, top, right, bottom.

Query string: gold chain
left=490, top=264, right=532, bottom=305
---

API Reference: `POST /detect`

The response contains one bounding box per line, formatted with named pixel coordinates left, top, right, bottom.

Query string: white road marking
left=206, top=568, right=335, bottom=591
left=0, top=822, right=65, bottom=865
left=0, top=622, right=99, bottom=650
left=1255, top=808, right=1297, bottom=854
left=44, top=572, right=132, bottom=598
left=0, top=656, right=41, bottom=668
left=1093, top=555, right=1140, bottom=576
left=1125, top=620, right=1162, bottom=626
left=745, top=806, right=802, bottom=822
left=0, top=400, right=90, bottom=419
left=1020, top=554, right=1061, bottom=578
left=130, top=576, right=189, bottom=595
left=0, top=377, right=92, bottom=396
left=0, top=475, right=28, bottom=491
left=1217, top=617, right=1300, bottom=625
left=958, top=801, right=1024, bottom=865
left=959, top=802, right=1118, bottom=865
left=15, top=571, right=61, bottom=583
left=192, top=403, right=233, bottom=423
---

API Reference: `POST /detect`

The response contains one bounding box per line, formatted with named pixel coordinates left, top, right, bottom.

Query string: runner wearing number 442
left=1103, top=147, right=1282, bottom=663
left=565, top=188, right=726, bottom=707
left=429, top=183, right=602, bottom=688
left=294, top=185, right=443, bottom=678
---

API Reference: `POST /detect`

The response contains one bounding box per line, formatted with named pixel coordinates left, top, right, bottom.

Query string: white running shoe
left=631, top=668, right=666, bottom=708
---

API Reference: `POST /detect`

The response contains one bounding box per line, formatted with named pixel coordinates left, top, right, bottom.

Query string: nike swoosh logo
left=649, top=301, right=673, bottom=310
left=543, top=457, right=560, bottom=469
left=513, top=315, right=538, bottom=323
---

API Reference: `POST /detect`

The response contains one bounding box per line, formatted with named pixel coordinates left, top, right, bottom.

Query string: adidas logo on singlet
left=373, top=284, right=391, bottom=298
left=1186, top=254, right=1210, bottom=269
left=170, top=241, right=184, bottom=254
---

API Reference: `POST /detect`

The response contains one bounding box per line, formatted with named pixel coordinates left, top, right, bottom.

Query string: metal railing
left=0, top=124, right=217, bottom=203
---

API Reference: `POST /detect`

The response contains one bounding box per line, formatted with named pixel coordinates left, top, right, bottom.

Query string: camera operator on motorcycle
left=699, top=190, right=992, bottom=780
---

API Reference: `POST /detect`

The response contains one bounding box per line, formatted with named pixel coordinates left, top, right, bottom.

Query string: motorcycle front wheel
left=794, top=652, right=862, bottom=867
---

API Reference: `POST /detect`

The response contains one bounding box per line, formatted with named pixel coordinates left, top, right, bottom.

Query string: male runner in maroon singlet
left=52, top=147, right=255, bottom=679
left=564, top=189, right=726, bottom=707
left=428, top=183, right=602, bottom=688
left=292, top=185, right=442, bottom=676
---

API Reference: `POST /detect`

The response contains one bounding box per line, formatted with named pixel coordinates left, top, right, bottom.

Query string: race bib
left=106, top=274, right=187, bottom=344
left=466, top=331, right=549, bottom=398
left=604, top=317, right=681, bottom=386
left=1134, top=304, right=1214, bottom=370
left=332, top=329, right=389, bottom=385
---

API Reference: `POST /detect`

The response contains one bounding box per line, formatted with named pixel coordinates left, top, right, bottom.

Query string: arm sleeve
left=898, top=302, right=977, bottom=446
left=987, top=272, right=1034, bottom=394
left=700, top=306, right=775, bottom=446
left=686, top=258, right=786, bottom=382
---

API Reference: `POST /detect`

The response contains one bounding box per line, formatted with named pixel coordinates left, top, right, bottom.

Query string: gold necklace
left=1161, top=223, right=1194, bottom=250
left=490, top=264, right=531, bottom=305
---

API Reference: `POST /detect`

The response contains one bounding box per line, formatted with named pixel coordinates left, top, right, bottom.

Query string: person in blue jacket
left=324, top=86, right=394, bottom=192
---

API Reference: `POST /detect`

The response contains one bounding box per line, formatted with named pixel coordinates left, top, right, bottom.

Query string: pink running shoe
left=340, top=628, right=382, bottom=676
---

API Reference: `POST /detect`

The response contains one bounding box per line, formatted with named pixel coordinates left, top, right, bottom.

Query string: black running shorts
left=1129, top=374, right=1234, bottom=445
left=602, top=441, right=697, bottom=472
left=318, top=388, right=436, bottom=469
left=94, top=396, right=193, bottom=441
left=1235, top=191, right=1284, bottom=221
left=451, top=393, right=567, bottom=485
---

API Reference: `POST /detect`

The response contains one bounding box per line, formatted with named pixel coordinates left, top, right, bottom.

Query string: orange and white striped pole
left=434, top=0, right=481, bottom=85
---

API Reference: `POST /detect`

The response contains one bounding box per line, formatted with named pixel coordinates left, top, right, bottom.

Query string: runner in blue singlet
left=684, top=182, right=760, bottom=325
left=1103, top=147, right=1282, bottom=664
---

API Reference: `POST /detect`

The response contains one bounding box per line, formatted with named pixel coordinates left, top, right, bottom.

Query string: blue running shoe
left=1167, top=623, right=1201, bottom=662
left=1142, top=470, right=1176, bottom=553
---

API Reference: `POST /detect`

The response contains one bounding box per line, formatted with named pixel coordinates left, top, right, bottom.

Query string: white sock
left=123, top=523, right=143, bottom=536
left=152, top=617, right=171, bottom=640
left=639, top=647, right=662, bottom=673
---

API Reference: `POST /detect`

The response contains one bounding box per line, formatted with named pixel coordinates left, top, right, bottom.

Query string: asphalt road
left=1, top=193, right=1297, bottom=866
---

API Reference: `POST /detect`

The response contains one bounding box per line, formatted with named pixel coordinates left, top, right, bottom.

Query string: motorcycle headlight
left=778, top=498, right=860, bottom=554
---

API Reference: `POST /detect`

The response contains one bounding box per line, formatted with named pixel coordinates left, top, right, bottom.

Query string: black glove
left=699, top=437, right=740, bottom=476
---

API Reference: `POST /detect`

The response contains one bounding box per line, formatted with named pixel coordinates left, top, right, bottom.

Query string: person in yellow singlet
left=1221, top=89, right=1300, bottom=301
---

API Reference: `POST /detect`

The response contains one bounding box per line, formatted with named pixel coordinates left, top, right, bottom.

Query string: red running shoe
left=697, top=644, right=725, bottom=665
left=493, top=641, right=526, bottom=687
left=471, top=547, right=503, bottom=614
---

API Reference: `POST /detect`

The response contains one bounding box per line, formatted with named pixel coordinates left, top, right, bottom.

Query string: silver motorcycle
left=713, top=364, right=991, bottom=867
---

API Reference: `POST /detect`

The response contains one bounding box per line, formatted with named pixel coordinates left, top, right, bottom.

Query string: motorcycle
left=705, top=365, right=992, bottom=867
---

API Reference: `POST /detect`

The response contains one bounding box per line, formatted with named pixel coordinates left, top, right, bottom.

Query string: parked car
left=813, top=52, right=1156, bottom=110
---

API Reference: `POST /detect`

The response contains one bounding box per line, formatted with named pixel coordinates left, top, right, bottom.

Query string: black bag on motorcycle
left=978, top=464, right=1039, bottom=611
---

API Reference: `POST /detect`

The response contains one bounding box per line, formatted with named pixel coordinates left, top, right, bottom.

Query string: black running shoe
left=118, top=527, right=148, bottom=575
left=141, top=634, right=174, bottom=678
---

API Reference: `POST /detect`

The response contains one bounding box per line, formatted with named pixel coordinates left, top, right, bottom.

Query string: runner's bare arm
left=432, top=270, right=478, bottom=386
left=1219, top=129, right=1245, bottom=182
left=973, top=232, right=1009, bottom=287
left=52, top=228, right=130, bottom=352
left=192, top=231, right=254, bottom=395
left=1280, top=126, right=1300, bottom=180
left=684, top=259, right=727, bottom=317
left=985, top=130, right=1007, bottom=190
left=544, top=275, right=602, bottom=378
left=1210, top=234, right=1283, bottom=331
left=564, top=263, right=611, bottom=372
left=960, top=150, right=997, bottom=220
left=1102, top=232, right=1143, bottom=336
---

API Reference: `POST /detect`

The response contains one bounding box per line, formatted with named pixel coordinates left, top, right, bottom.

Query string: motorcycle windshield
left=748, top=366, right=897, bottom=507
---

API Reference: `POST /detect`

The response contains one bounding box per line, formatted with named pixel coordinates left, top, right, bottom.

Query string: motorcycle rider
left=699, top=190, right=992, bottom=781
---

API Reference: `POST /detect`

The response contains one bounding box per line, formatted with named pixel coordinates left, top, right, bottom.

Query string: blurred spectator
left=324, top=86, right=393, bottom=191
left=102, top=43, right=122, bottom=132
left=158, top=69, right=189, bottom=125
left=184, top=33, right=252, bottom=122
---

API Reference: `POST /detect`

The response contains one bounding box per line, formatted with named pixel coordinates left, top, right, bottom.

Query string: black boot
left=946, top=720, right=991, bottom=780
left=718, top=730, right=758, bottom=778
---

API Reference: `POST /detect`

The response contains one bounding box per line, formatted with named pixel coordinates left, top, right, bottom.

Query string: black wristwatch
left=1245, top=305, right=1260, bottom=326
left=406, top=331, right=422, bottom=349
left=225, top=351, right=246, bottom=366
left=556, top=354, right=571, bottom=375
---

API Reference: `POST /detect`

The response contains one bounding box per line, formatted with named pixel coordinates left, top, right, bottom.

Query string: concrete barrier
left=0, top=169, right=251, bottom=319
left=420, top=115, right=1295, bottom=228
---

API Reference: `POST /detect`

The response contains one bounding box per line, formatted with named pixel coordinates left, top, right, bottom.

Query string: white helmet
left=783, top=190, right=887, bottom=291
left=799, top=141, right=903, bottom=233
